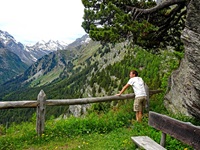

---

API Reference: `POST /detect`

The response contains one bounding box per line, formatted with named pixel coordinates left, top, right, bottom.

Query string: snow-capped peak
left=0, top=29, right=89, bottom=66
left=0, top=30, right=17, bottom=44
left=26, top=40, right=68, bottom=52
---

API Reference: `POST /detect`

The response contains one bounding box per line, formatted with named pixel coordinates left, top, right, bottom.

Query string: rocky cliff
left=165, top=0, right=200, bottom=119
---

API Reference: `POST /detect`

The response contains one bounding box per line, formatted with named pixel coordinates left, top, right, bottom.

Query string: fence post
left=36, top=90, right=46, bottom=136
left=144, top=83, right=149, bottom=112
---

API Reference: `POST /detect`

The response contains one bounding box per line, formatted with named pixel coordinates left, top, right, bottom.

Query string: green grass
left=0, top=94, right=198, bottom=150
left=30, top=68, right=63, bottom=87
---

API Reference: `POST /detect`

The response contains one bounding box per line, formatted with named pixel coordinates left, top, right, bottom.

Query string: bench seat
left=131, top=136, right=166, bottom=150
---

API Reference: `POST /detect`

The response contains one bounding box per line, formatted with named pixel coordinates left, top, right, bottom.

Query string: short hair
left=130, top=70, right=138, bottom=76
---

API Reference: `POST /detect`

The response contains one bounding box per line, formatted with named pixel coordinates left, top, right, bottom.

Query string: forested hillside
left=0, top=42, right=181, bottom=125
left=0, top=48, right=28, bottom=84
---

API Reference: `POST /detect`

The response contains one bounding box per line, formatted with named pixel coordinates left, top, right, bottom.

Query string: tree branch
left=126, top=0, right=187, bottom=15
left=158, top=3, right=186, bottom=32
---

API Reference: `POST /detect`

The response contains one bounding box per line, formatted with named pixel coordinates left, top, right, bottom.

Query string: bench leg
left=160, top=132, right=166, bottom=147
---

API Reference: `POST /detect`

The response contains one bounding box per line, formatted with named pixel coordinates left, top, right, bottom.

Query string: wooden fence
left=0, top=89, right=162, bottom=136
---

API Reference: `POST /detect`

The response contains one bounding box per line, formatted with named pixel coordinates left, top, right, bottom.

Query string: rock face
left=165, top=0, right=200, bottom=119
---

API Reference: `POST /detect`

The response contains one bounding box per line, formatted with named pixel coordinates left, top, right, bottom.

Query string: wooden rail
left=0, top=89, right=163, bottom=136
left=0, top=90, right=162, bottom=109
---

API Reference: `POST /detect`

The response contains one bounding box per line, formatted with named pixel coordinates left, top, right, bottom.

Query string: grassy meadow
left=0, top=93, right=198, bottom=150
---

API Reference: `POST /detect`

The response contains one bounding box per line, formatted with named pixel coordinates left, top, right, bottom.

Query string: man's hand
left=116, top=84, right=129, bottom=96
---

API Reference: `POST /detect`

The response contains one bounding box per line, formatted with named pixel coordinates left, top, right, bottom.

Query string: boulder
left=165, top=0, right=200, bottom=119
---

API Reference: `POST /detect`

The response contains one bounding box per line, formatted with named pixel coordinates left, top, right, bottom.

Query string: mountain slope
left=0, top=37, right=130, bottom=101
left=0, top=29, right=86, bottom=85
left=0, top=30, right=69, bottom=66
left=0, top=47, right=28, bottom=84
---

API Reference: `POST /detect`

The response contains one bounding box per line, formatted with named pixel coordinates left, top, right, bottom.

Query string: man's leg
left=137, top=111, right=142, bottom=122
left=134, top=98, right=139, bottom=121
left=136, top=111, right=139, bottom=121
left=135, top=97, right=146, bottom=122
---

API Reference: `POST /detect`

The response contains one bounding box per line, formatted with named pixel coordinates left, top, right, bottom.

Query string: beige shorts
left=134, top=96, right=146, bottom=112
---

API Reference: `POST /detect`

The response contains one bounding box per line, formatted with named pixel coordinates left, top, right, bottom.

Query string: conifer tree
left=82, top=0, right=187, bottom=51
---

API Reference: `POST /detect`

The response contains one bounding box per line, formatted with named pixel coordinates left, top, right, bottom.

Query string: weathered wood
left=36, top=90, right=46, bottom=136
left=149, top=90, right=163, bottom=96
left=160, top=132, right=166, bottom=147
left=0, top=101, right=38, bottom=109
left=145, top=84, right=150, bottom=112
left=0, top=90, right=162, bottom=109
left=46, top=93, right=136, bottom=106
left=131, top=136, right=166, bottom=150
left=149, top=111, right=200, bottom=149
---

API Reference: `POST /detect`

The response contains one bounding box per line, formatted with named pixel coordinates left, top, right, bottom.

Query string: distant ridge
left=0, top=29, right=88, bottom=84
left=0, top=30, right=87, bottom=66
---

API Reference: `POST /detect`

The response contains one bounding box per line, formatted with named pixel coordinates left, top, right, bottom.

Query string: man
left=116, top=70, right=147, bottom=122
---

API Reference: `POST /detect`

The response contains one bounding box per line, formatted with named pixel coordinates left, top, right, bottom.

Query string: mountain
left=0, top=30, right=32, bottom=65
left=0, top=34, right=127, bottom=100
left=24, top=40, right=68, bottom=63
left=0, top=40, right=28, bottom=84
left=23, top=35, right=91, bottom=87
left=0, top=29, right=73, bottom=84
left=27, top=40, right=68, bottom=51
left=66, top=34, right=91, bottom=49
left=0, top=30, right=69, bottom=66
left=0, top=34, right=91, bottom=96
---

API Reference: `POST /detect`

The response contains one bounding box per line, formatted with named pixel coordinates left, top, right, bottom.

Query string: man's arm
left=116, top=84, right=130, bottom=96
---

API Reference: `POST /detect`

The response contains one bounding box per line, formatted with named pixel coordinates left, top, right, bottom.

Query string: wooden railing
left=0, top=89, right=163, bottom=136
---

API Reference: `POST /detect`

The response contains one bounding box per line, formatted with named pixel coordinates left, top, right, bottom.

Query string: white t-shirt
left=127, top=77, right=147, bottom=98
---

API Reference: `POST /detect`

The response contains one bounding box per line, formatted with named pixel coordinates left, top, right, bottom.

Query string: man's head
left=130, top=70, right=138, bottom=78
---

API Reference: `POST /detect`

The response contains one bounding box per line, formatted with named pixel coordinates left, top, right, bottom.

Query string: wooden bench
left=131, top=111, right=200, bottom=150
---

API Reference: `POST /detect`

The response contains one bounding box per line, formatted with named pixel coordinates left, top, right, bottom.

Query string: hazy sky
left=0, top=0, right=86, bottom=45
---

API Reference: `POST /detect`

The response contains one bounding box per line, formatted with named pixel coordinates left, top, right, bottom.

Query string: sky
left=0, top=0, right=86, bottom=45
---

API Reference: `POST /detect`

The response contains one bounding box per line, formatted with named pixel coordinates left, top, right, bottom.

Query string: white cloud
left=0, top=0, right=86, bottom=44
